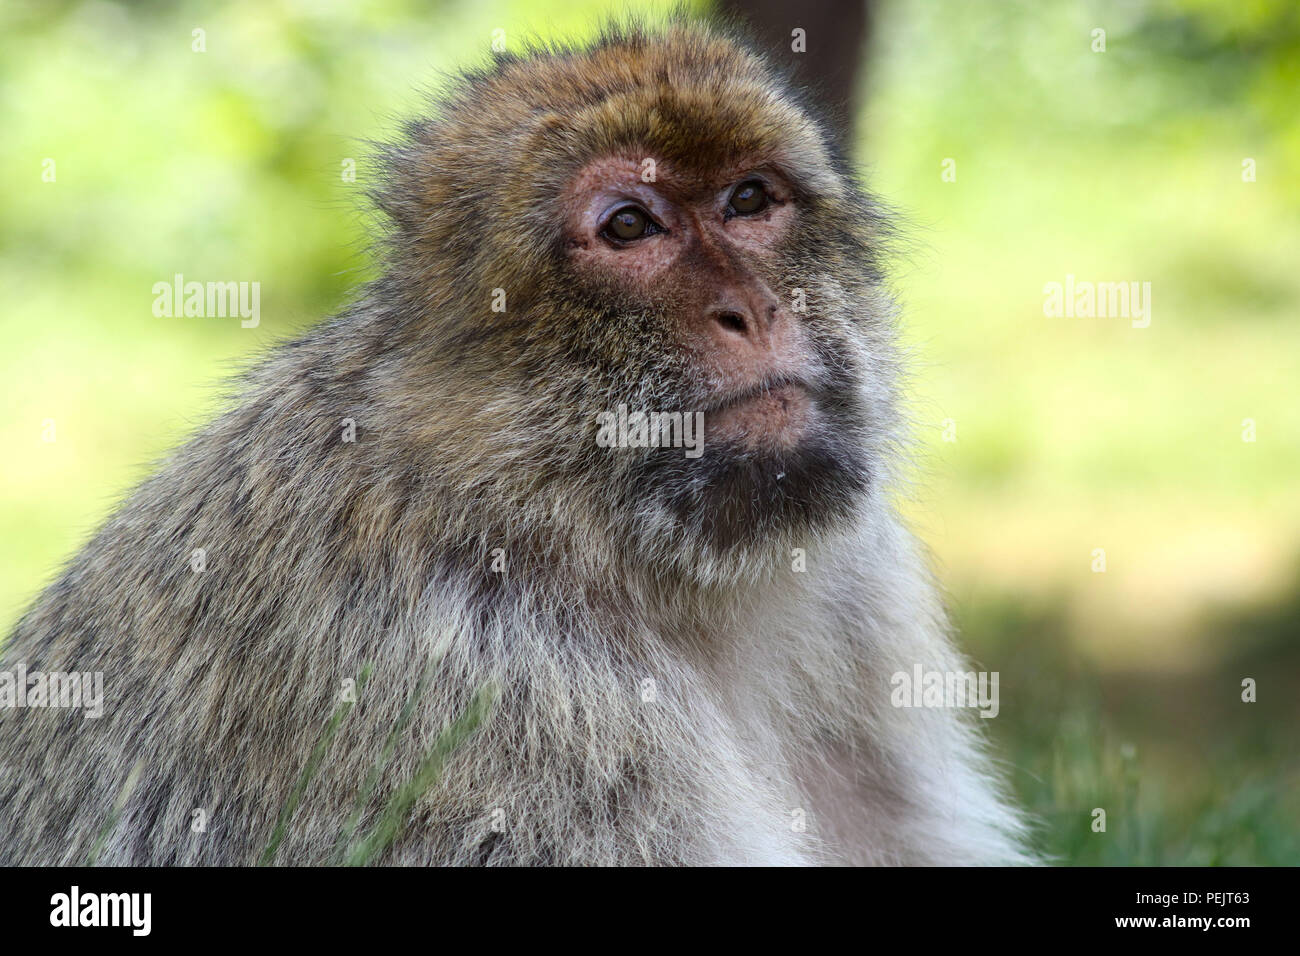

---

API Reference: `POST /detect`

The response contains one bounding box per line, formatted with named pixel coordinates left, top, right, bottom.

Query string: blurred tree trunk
left=718, top=0, right=873, bottom=150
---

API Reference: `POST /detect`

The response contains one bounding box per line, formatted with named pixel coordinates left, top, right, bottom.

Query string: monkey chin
left=627, top=390, right=869, bottom=573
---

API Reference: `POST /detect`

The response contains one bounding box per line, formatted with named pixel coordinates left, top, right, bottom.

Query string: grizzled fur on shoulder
left=0, top=18, right=1035, bottom=865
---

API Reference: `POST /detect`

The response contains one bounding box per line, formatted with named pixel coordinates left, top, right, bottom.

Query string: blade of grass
left=86, top=758, right=145, bottom=866
left=342, top=682, right=496, bottom=866
left=258, top=663, right=373, bottom=866
left=328, top=647, right=449, bottom=864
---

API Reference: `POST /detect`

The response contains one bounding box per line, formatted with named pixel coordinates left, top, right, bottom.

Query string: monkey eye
left=728, top=180, right=768, bottom=216
left=603, top=205, right=659, bottom=242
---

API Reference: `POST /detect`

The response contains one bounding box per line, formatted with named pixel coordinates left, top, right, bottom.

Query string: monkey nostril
left=716, top=311, right=749, bottom=336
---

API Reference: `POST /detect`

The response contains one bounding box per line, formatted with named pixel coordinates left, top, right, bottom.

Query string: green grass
left=956, top=583, right=1300, bottom=864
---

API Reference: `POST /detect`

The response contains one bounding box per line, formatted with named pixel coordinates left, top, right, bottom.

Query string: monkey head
left=376, top=22, right=899, bottom=587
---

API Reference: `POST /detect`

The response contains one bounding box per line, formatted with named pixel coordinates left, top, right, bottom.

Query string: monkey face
left=558, top=153, right=877, bottom=564
left=379, top=26, right=896, bottom=581
left=562, top=155, right=812, bottom=450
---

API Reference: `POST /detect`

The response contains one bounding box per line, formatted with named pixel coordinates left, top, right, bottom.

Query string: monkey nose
left=708, top=300, right=780, bottom=347
left=713, top=309, right=751, bottom=336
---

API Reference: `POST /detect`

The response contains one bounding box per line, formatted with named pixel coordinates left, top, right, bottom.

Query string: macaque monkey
left=0, top=20, right=1033, bottom=865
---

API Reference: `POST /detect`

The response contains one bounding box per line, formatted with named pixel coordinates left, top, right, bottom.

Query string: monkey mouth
left=707, top=374, right=811, bottom=413
left=628, top=368, right=869, bottom=555
left=704, top=376, right=815, bottom=447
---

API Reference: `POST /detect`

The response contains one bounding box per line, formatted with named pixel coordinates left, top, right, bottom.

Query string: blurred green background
left=2, top=0, right=1297, bottom=863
